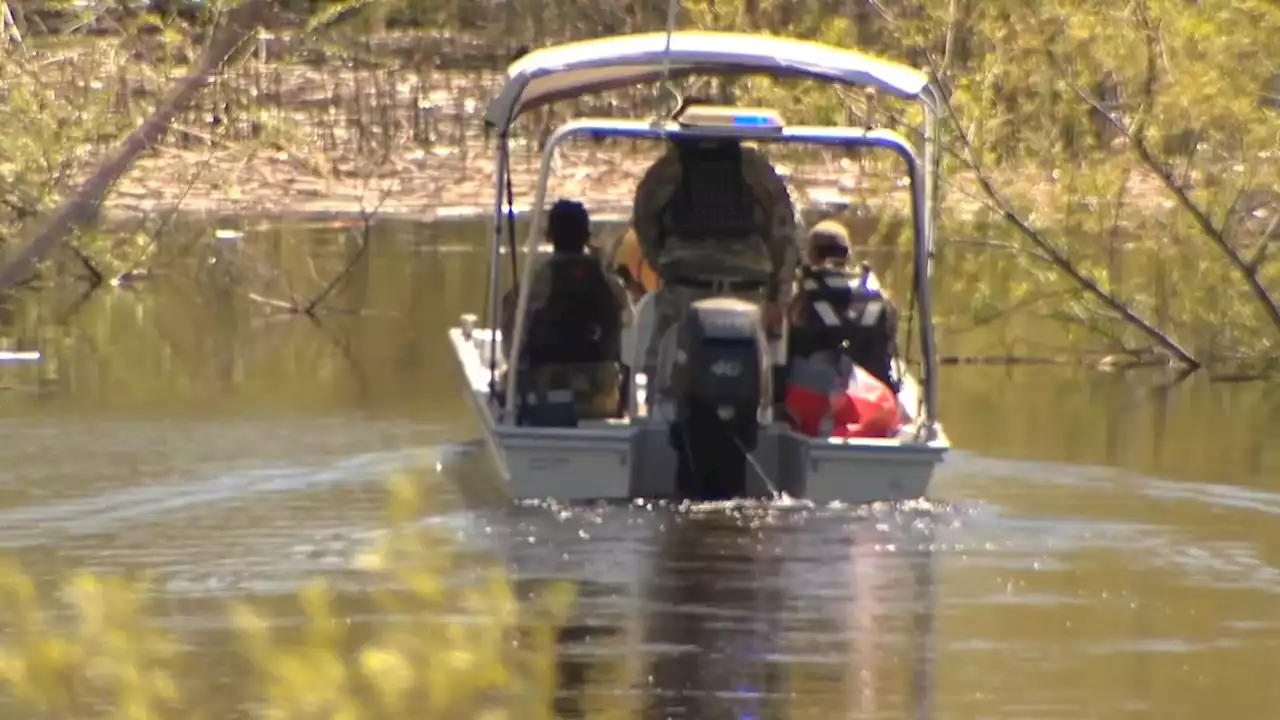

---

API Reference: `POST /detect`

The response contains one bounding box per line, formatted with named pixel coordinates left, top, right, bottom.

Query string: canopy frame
left=480, top=33, right=945, bottom=437
left=494, top=119, right=941, bottom=438
left=484, top=31, right=934, bottom=128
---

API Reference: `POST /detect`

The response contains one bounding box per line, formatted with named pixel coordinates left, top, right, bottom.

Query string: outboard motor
left=667, top=298, right=770, bottom=500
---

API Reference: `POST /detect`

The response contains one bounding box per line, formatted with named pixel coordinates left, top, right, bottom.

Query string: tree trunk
left=0, top=0, right=273, bottom=290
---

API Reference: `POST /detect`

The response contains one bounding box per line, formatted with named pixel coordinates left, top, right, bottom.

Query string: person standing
left=629, top=136, right=798, bottom=402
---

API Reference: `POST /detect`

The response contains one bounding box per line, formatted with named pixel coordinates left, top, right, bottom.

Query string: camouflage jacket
left=631, top=144, right=798, bottom=304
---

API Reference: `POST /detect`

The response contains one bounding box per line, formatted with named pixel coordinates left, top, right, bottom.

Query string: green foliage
left=0, top=471, right=577, bottom=719
left=2, top=0, right=1275, bottom=361
left=0, top=17, right=198, bottom=280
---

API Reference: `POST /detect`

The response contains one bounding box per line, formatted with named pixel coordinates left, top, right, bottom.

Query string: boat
left=448, top=31, right=949, bottom=504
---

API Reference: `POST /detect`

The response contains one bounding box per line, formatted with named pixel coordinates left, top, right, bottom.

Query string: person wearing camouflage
left=630, top=136, right=798, bottom=404
left=499, top=199, right=631, bottom=421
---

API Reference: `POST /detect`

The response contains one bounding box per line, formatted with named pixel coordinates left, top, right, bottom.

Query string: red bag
left=783, top=382, right=831, bottom=437
left=784, top=365, right=901, bottom=439
left=830, top=365, right=901, bottom=438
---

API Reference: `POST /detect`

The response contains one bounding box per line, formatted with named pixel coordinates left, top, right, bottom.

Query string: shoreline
left=100, top=147, right=1185, bottom=242
left=103, top=140, right=921, bottom=226
left=2, top=46, right=1213, bottom=234
left=96, top=123, right=1193, bottom=233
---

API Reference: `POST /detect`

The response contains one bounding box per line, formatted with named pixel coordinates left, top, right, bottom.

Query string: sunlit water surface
left=0, top=219, right=1277, bottom=718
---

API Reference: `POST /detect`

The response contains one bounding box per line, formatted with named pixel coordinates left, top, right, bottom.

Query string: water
left=0, top=219, right=1277, bottom=718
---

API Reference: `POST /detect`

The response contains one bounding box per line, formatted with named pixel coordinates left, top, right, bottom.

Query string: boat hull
left=449, top=326, right=948, bottom=504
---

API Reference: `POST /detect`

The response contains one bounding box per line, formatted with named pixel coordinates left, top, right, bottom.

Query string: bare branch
left=945, top=237, right=1057, bottom=266
left=118, top=146, right=220, bottom=282
left=1046, top=51, right=1280, bottom=334
left=0, top=0, right=274, bottom=289
left=925, top=57, right=1200, bottom=369
left=940, top=286, right=1080, bottom=334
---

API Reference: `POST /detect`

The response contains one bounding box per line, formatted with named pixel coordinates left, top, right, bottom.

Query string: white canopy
left=484, top=31, right=932, bottom=129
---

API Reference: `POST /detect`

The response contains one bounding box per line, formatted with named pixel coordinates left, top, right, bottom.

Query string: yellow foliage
left=0, top=471, right=579, bottom=719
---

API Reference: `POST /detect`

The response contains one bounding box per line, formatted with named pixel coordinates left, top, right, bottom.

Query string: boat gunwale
left=449, top=327, right=950, bottom=457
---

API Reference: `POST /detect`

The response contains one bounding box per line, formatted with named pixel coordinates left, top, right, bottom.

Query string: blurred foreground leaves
left=0, top=472, right=577, bottom=719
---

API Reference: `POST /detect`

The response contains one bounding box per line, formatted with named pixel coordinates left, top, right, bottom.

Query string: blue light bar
left=676, top=105, right=786, bottom=131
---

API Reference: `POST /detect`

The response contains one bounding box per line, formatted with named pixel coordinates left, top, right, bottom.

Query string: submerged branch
left=246, top=292, right=301, bottom=312
left=243, top=183, right=387, bottom=318
left=63, top=241, right=105, bottom=286
left=937, top=353, right=1172, bottom=371
left=302, top=228, right=368, bottom=316
left=301, top=182, right=393, bottom=316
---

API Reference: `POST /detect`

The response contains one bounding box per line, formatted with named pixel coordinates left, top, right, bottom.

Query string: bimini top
left=484, top=31, right=931, bottom=129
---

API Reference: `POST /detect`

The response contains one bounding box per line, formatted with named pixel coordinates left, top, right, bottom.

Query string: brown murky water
left=0, top=218, right=1277, bottom=718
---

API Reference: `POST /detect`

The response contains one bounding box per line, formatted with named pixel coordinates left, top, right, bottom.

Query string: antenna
left=653, top=0, right=681, bottom=128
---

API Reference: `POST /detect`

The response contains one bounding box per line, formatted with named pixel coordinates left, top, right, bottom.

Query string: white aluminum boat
left=449, top=31, right=949, bottom=503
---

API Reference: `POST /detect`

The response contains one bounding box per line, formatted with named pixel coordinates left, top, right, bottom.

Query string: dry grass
left=2, top=28, right=920, bottom=221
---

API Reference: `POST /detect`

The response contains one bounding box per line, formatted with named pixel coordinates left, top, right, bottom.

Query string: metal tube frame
left=490, top=116, right=942, bottom=438
left=485, top=138, right=508, bottom=405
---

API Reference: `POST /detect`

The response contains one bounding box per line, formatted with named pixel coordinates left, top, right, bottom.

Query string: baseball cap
left=808, top=219, right=851, bottom=256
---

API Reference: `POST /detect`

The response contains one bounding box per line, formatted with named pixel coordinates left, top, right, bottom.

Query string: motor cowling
left=667, top=297, right=770, bottom=501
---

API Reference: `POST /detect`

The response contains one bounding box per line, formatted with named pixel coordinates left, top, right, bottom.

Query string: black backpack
left=658, top=139, right=763, bottom=249
left=791, top=266, right=899, bottom=391
left=521, top=256, right=622, bottom=366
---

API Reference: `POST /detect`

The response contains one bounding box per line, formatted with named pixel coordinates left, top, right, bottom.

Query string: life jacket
left=790, top=265, right=899, bottom=391
left=655, top=140, right=769, bottom=283
left=784, top=363, right=902, bottom=439
left=521, top=255, right=622, bottom=367
left=661, top=140, right=760, bottom=243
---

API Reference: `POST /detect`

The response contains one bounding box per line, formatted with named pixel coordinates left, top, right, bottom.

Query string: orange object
left=614, top=226, right=661, bottom=293
left=784, top=364, right=901, bottom=439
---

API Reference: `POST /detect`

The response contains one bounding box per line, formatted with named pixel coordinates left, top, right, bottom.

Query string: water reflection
left=506, top=502, right=941, bottom=719
left=641, top=512, right=792, bottom=719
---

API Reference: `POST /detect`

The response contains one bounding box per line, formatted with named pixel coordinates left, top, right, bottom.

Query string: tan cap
left=808, top=219, right=851, bottom=251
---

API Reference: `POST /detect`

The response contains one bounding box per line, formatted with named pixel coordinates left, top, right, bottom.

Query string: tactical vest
left=791, top=265, right=899, bottom=391
left=655, top=140, right=768, bottom=282
left=521, top=256, right=622, bottom=366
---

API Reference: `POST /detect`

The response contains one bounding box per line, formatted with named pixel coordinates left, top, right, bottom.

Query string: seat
left=620, top=291, right=659, bottom=417
left=620, top=291, right=658, bottom=375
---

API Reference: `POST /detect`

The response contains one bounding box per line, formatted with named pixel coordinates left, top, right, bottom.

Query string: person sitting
left=630, top=133, right=798, bottom=400
left=784, top=219, right=902, bottom=438
left=499, top=199, right=629, bottom=425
